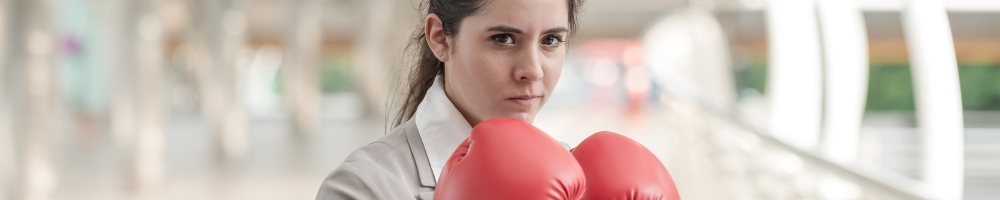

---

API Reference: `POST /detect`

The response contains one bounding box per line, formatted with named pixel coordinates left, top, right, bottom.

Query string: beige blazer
left=316, top=119, right=437, bottom=200
left=315, top=119, right=571, bottom=200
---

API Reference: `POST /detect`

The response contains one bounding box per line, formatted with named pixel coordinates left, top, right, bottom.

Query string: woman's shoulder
left=341, top=122, right=414, bottom=167
left=317, top=120, right=427, bottom=199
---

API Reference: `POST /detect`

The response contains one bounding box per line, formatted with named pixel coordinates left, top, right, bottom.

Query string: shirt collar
left=414, top=75, right=474, bottom=182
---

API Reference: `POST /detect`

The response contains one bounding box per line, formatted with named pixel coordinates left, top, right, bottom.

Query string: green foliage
left=864, top=64, right=916, bottom=111
left=320, top=58, right=356, bottom=93
left=734, top=64, right=1000, bottom=111
left=958, top=65, right=1000, bottom=110
left=735, top=62, right=769, bottom=95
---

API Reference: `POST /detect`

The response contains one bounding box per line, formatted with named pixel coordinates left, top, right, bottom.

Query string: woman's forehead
left=467, top=0, right=570, bottom=33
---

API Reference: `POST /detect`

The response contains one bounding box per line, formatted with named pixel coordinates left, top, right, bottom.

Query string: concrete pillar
left=5, top=0, right=61, bottom=199
left=354, top=0, right=394, bottom=116
left=105, top=0, right=167, bottom=196
left=192, top=0, right=248, bottom=160
left=284, top=0, right=322, bottom=136
left=0, top=1, right=14, bottom=199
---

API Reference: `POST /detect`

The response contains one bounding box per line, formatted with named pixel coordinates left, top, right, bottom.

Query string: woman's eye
left=491, top=34, right=516, bottom=45
left=542, top=35, right=564, bottom=47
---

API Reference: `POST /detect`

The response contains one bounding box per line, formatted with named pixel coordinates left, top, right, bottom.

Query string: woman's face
left=426, top=0, right=569, bottom=126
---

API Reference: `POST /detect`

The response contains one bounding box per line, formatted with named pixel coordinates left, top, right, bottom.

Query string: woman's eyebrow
left=486, top=25, right=523, bottom=34
left=485, top=26, right=569, bottom=35
left=544, top=27, right=569, bottom=35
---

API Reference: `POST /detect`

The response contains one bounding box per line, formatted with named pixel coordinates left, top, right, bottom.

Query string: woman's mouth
left=507, top=95, right=541, bottom=107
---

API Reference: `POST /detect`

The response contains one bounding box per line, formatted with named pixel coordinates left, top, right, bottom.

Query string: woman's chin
left=493, top=112, right=535, bottom=124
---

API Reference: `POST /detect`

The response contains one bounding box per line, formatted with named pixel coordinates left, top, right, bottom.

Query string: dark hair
left=393, top=0, right=585, bottom=127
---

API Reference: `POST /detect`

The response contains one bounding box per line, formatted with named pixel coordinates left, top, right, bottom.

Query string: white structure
left=765, top=0, right=824, bottom=150
left=901, top=0, right=966, bottom=199
left=816, top=0, right=870, bottom=164
left=642, top=8, right=737, bottom=110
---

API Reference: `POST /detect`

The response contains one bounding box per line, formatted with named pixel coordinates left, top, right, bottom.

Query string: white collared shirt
left=414, top=75, right=474, bottom=182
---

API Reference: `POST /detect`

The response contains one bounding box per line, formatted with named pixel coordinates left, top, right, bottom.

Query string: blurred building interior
left=1, top=0, right=999, bottom=199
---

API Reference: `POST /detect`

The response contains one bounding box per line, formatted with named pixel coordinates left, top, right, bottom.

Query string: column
left=765, top=0, right=824, bottom=149
left=817, top=0, right=869, bottom=164
left=901, top=0, right=965, bottom=199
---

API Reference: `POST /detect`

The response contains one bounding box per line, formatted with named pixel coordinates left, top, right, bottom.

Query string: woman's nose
left=513, top=46, right=544, bottom=83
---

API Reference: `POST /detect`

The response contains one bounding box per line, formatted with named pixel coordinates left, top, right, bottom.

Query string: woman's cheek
left=545, top=58, right=564, bottom=85
left=480, top=55, right=508, bottom=81
left=471, top=54, right=503, bottom=94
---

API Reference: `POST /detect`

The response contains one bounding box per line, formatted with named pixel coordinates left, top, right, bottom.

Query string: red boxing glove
left=434, top=118, right=586, bottom=200
left=571, top=131, right=681, bottom=200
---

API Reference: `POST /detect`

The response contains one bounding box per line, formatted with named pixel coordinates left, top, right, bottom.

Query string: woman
left=316, top=0, right=583, bottom=199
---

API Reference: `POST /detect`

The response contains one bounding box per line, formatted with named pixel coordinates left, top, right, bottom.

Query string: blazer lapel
left=417, top=192, right=435, bottom=200
left=404, top=119, right=437, bottom=188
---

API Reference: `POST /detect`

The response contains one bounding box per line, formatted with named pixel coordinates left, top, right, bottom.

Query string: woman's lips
left=507, top=95, right=541, bottom=106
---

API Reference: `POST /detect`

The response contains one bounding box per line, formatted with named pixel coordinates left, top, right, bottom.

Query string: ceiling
left=219, top=0, right=998, bottom=43
left=232, top=0, right=688, bottom=41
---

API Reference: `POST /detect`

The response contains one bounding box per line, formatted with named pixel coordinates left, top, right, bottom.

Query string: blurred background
left=0, top=0, right=998, bottom=199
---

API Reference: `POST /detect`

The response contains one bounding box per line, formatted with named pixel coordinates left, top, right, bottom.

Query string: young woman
left=316, top=0, right=584, bottom=198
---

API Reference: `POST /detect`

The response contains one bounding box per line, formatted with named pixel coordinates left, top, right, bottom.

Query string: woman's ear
left=425, top=14, right=450, bottom=62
